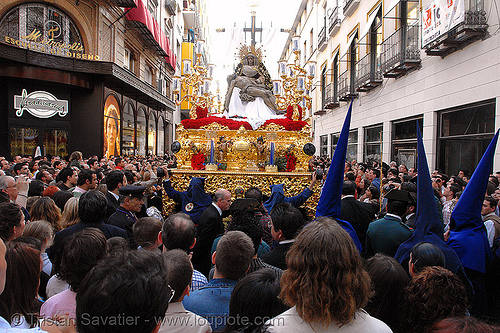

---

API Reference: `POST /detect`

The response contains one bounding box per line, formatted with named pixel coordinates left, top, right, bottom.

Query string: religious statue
left=223, top=45, right=285, bottom=128
left=216, top=136, right=233, bottom=162
left=251, top=136, right=266, bottom=157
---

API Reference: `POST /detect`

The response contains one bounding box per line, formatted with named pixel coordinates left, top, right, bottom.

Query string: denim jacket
left=182, top=278, right=237, bottom=332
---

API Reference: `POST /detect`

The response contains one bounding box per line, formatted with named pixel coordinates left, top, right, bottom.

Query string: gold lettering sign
left=4, top=29, right=100, bottom=61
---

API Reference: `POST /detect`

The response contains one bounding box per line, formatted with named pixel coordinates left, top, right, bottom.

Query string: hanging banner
left=422, top=0, right=465, bottom=47
left=104, top=95, right=121, bottom=158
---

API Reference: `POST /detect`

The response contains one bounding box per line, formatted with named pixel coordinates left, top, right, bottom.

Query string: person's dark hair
left=161, top=213, right=195, bottom=252
left=403, top=266, right=467, bottom=333
left=115, top=157, right=122, bottom=166
left=224, top=269, right=289, bottom=333
left=451, top=176, right=467, bottom=189
left=56, top=167, right=75, bottom=184
left=402, top=175, right=412, bottom=183
left=448, top=183, right=462, bottom=199
left=133, top=217, right=162, bottom=249
left=368, top=185, right=380, bottom=200
left=163, top=249, right=193, bottom=302
left=429, top=317, right=500, bottom=333
left=88, top=158, right=98, bottom=168
left=489, top=175, right=500, bottom=188
left=270, top=203, right=304, bottom=240
left=245, top=187, right=263, bottom=204
left=215, top=231, right=254, bottom=280
left=52, top=190, right=74, bottom=213
left=388, top=168, right=399, bottom=178
left=69, top=151, right=82, bottom=162
left=0, top=202, right=22, bottom=241
left=76, top=249, right=171, bottom=333
left=410, top=242, right=446, bottom=274
left=486, top=181, right=496, bottom=196
left=124, top=170, right=134, bottom=184
left=0, top=242, right=41, bottom=327
left=484, top=196, right=498, bottom=210
left=342, top=180, right=357, bottom=196
left=227, top=211, right=263, bottom=255
left=364, top=254, right=410, bottom=332
left=370, top=168, right=380, bottom=179
left=401, top=182, right=417, bottom=193
left=106, top=170, right=125, bottom=192
left=59, top=228, right=107, bottom=292
left=76, top=169, right=95, bottom=187
left=53, top=160, right=63, bottom=169
left=28, top=180, right=45, bottom=197
left=386, top=198, right=408, bottom=217
left=345, top=171, right=355, bottom=181
left=13, top=163, right=26, bottom=176
left=106, top=237, right=129, bottom=255
left=78, top=190, right=107, bottom=223
left=281, top=217, right=370, bottom=327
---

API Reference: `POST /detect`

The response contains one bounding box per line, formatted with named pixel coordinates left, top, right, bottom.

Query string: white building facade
left=282, top=0, right=500, bottom=176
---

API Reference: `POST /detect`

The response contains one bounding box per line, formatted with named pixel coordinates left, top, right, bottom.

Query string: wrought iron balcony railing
left=338, top=70, right=358, bottom=101
left=318, top=26, right=327, bottom=51
left=380, top=23, right=421, bottom=78
left=354, top=53, right=383, bottom=92
left=324, top=82, right=340, bottom=109
left=328, top=7, right=341, bottom=36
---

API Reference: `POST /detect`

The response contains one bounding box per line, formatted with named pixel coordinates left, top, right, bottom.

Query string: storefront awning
left=340, top=32, right=358, bottom=60
left=125, top=0, right=176, bottom=69
left=358, top=4, right=382, bottom=43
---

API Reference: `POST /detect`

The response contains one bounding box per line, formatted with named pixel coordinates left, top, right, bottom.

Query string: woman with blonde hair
left=23, top=220, right=54, bottom=276
left=29, top=197, right=62, bottom=232
left=61, top=197, right=79, bottom=229
left=268, top=217, right=392, bottom=333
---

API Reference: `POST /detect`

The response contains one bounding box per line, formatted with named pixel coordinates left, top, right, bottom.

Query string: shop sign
left=3, top=27, right=100, bottom=61
left=14, top=89, right=69, bottom=118
left=422, top=0, right=465, bottom=47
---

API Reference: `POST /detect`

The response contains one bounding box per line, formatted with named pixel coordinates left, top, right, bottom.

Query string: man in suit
left=49, top=190, right=127, bottom=272
left=340, top=180, right=375, bottom=254
left=261, top=202, right=305, bottom=270
left=365, top=189, right=413, bottom=257
left=192, top=189, right=231, bottom=278
left=104, top=170, right=126, bottom=219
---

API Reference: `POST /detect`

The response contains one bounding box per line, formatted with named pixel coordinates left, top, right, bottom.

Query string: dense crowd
left=0, top=150, right=499, bottom=333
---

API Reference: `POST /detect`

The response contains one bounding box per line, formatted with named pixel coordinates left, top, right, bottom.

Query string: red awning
left=125, top=0, right=177, bottom=69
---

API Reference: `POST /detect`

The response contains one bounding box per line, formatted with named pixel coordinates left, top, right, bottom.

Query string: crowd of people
left=0, top=150, right=499, bottom=333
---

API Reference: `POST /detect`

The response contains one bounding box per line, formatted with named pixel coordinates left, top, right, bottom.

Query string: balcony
left=328, top=7, right=341, bottom=36
left=380, top=23, right=421, bottom=78
left=354, top=53, right=383, bottom=92
left=318, top=26, right=327, bottom=52
left=166, top=0, right=176, bottom=15
left=343, top=0, right=360, bottom=17
left=324, top=83, right=340, bottom=109
left=424, top=0, right=487, bottom=57
left=338, top=70, right=358, bottom=101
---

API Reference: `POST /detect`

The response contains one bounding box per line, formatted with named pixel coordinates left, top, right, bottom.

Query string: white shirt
left=267, top=307, right=392, bottom=333
left=483, top=212, right=496, bottom=248
left=158, top=302, right=212, bottom=333
left=212, top=202, right=222, bottom=216
left=0, top=315, right=44, bottom=332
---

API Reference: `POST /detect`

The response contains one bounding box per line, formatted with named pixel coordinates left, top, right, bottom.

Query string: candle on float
left=210, top=139, right=214, bottom=164
left=270, top=142, right=275, bottom=165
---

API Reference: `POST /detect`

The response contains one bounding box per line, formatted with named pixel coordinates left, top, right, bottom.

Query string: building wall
left=285, top=0, right=500, bottom=172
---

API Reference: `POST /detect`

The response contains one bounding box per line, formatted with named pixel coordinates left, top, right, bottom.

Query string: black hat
left=385, top=189, right=413, bottom=202
left=119, top=185, right=146, bottom=198
left=229, top=198, right=261, bottom=212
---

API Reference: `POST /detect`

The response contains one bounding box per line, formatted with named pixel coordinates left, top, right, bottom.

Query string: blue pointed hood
left=187, top=177, right=212, bottom=206
left=315, top=100, right=352, bottom=219
left=395, top=124, right=462, bottom=273
left=447, top=130, right=498, bottom=273
left=263, top=184, right=286, bottom=213
left=314, top=100, right=361, bottom=252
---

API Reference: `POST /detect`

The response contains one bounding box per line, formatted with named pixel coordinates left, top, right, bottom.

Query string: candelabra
left=172, top=40, right=216, bottom=119
left=272, top=36, right=316, bottom=121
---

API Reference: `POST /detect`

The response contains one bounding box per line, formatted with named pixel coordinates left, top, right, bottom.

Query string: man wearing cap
left=365, top=189, right=413, bottom=257
left=107, top=185, right=146, bottom=239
